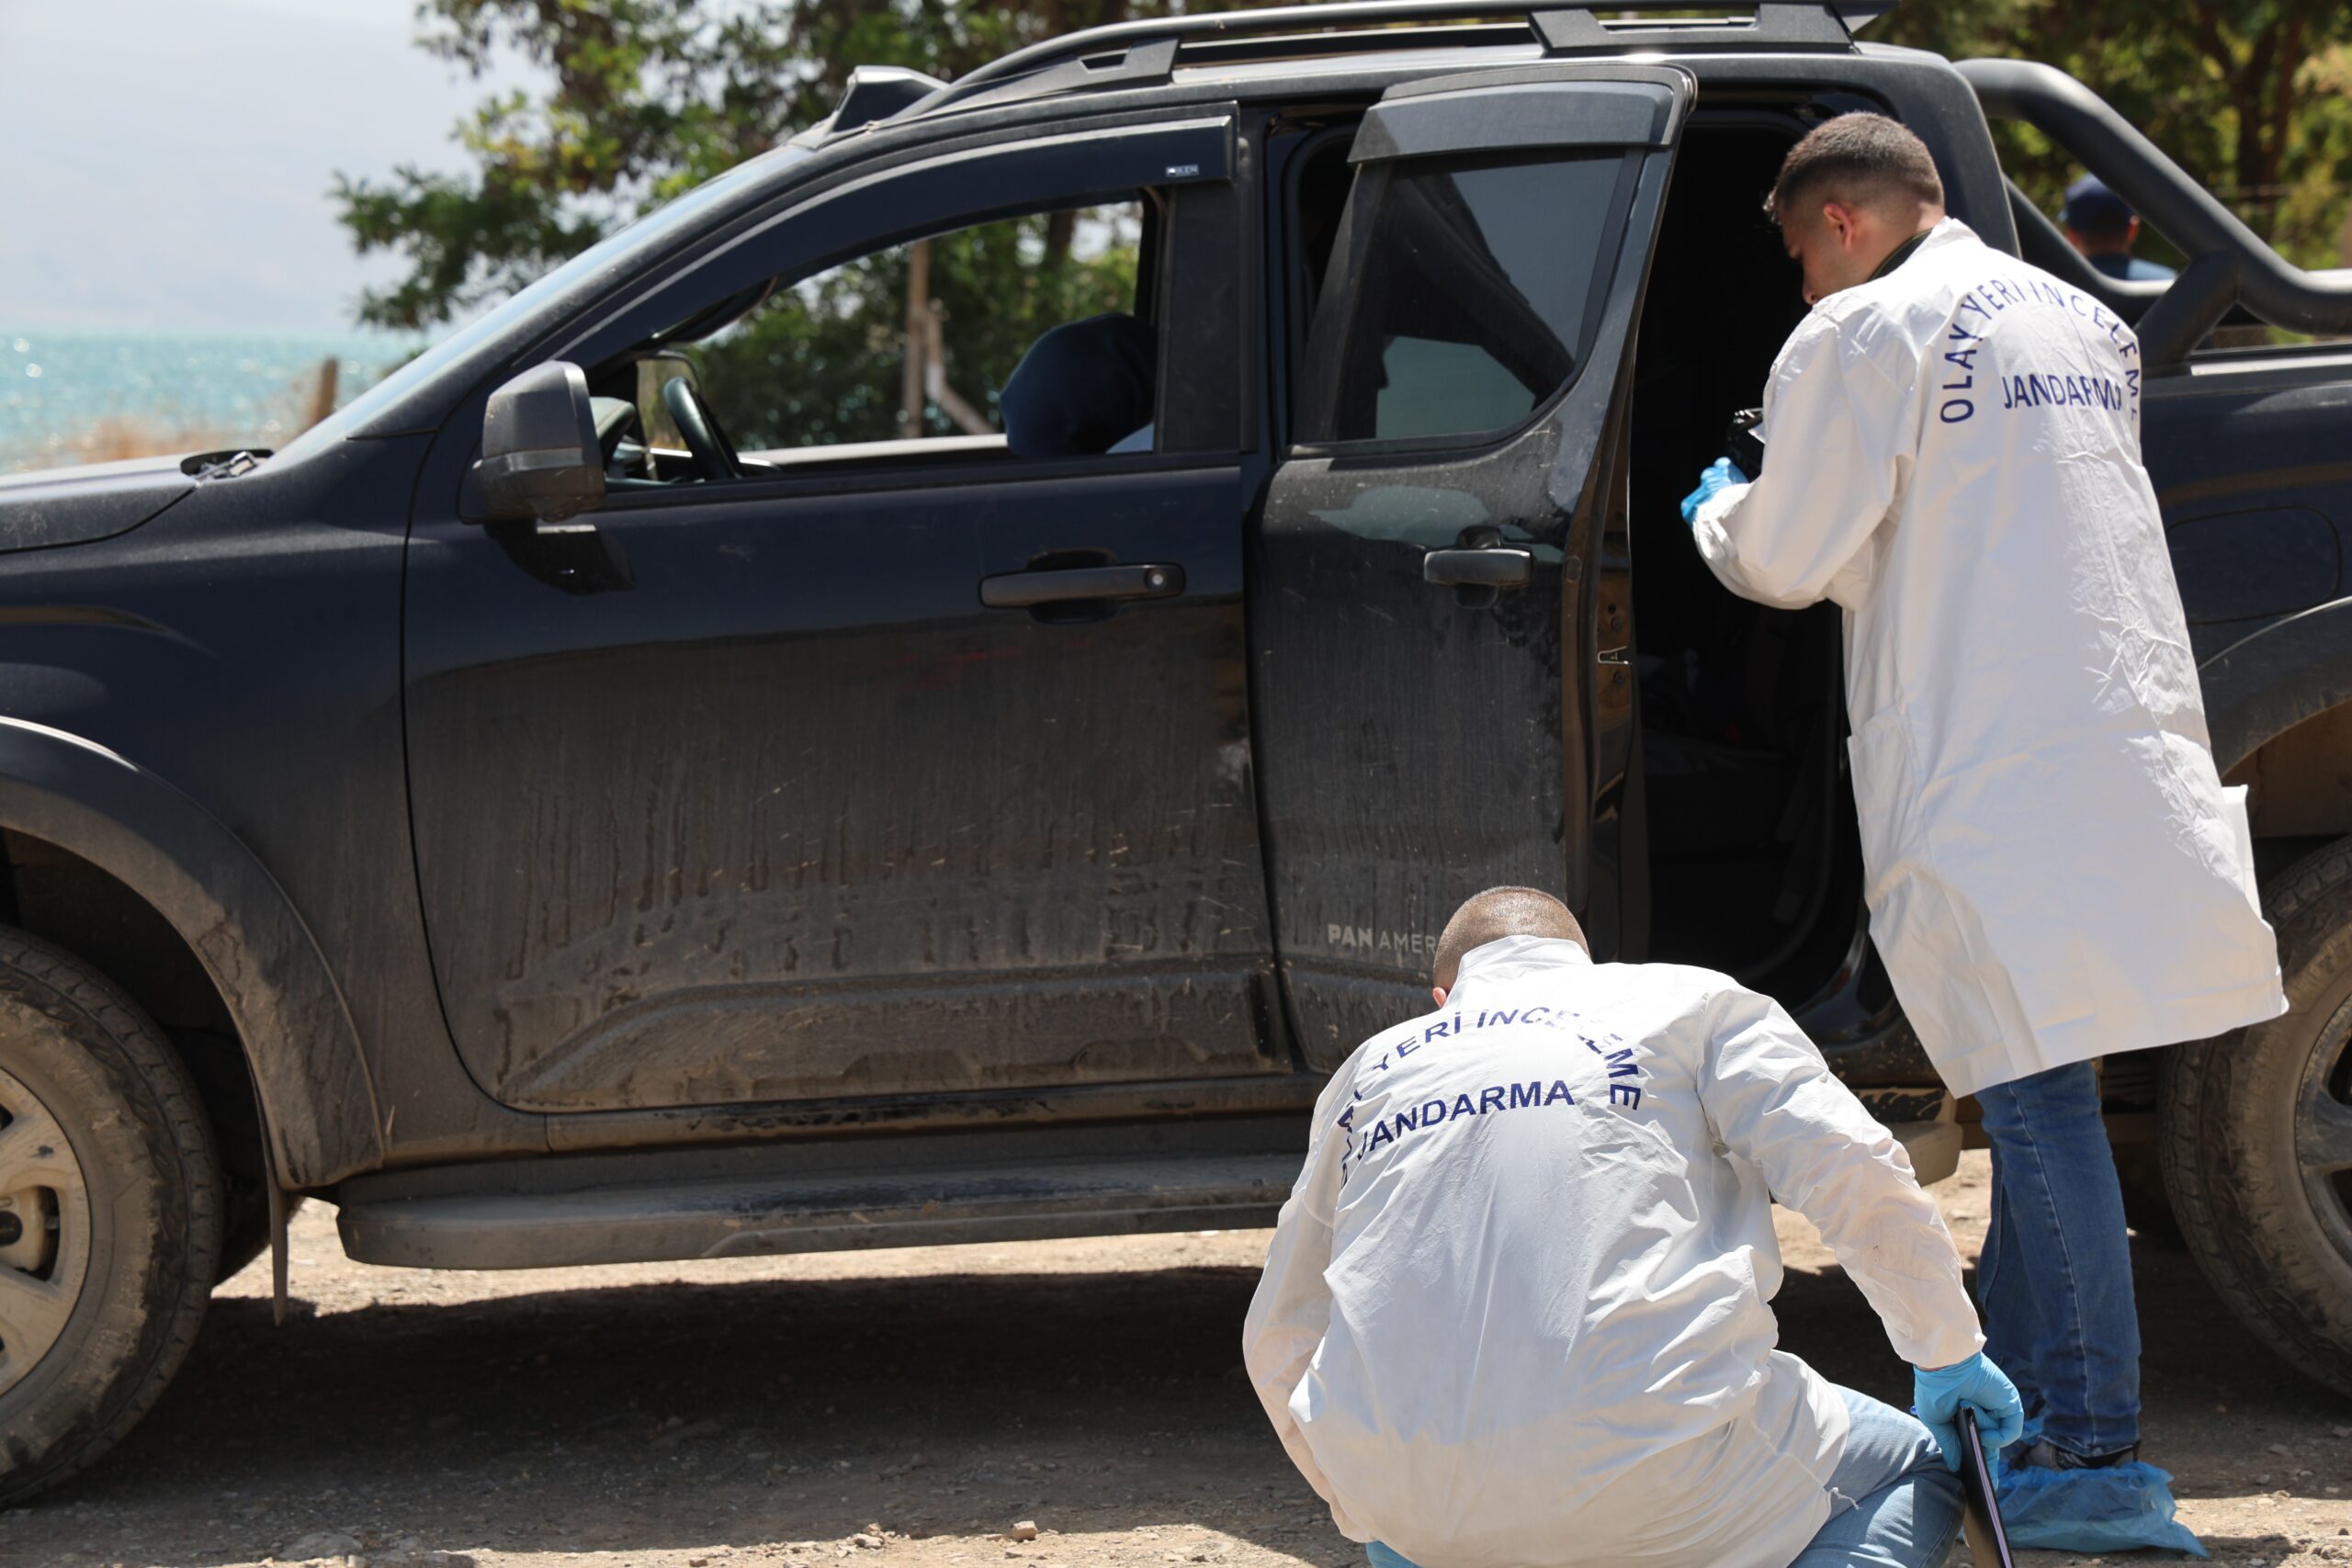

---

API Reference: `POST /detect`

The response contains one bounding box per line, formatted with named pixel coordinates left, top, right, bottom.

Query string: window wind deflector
left=656, top=276, right=779, bottom=345
left=1352, top=76, right=1679, bottom=163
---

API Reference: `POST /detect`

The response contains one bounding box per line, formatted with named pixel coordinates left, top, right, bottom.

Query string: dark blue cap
left=2064, top=175, right=2134, bottom=233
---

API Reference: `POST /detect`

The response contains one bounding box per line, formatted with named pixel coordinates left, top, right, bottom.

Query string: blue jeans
left=1364, top=1388, right=1960, bottom=1568
left=1976, top=1060, right=2141, bottom=1458
left=1791, top=1391, right=1962, bottom=1568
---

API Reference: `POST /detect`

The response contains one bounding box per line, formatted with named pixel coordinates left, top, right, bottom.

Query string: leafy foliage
left=336, top=0, right=2351, bottom=355
left=1881, top=0, right=2352, bottom=270
left=334, top=0, right=1215, bottom=333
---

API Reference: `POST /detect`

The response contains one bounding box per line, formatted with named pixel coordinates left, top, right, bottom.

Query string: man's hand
left=1913, top=1351, right=2024, bottom=1471
left=1679, top=457, right=1749, bottom=525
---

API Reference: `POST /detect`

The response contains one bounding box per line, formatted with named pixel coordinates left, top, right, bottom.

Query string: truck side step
left=337, top=1151, right=1300, bottom=1270
left=335, top=1111, right=1958, bottom=1270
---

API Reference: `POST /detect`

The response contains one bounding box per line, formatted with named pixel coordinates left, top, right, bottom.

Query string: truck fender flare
left=0, top=717, right=382, bottom=1187
left=2199, top=596, right=2352, bottom=776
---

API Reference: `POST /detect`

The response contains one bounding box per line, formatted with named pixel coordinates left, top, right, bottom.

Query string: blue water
left=0, top=328, right=425, bottom=471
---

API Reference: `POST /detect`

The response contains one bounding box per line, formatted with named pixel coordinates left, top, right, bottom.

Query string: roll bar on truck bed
left=1957, top=57, right=2352, bottom=366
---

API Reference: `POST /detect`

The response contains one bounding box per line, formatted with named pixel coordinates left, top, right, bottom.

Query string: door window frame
left=1275, top=66, right=1686, bottom=464
left=1271, top=118, right=1363, bottom=453
left=1289, top=145, right=1646, bottom=461
left=519, top=110, right=1246, bottom=514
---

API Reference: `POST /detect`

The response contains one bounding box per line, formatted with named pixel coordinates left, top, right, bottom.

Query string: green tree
left=339, top=0, right=2351, bottom=354
left=1880, top=0, right=2352, bottom=270
left=335, top=0, right=1209, bottom=333
left=338, top=2, right=1214, bottom=446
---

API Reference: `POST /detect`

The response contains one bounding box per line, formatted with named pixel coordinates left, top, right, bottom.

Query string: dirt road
left=2, top=1153, right=2346, bottom=1568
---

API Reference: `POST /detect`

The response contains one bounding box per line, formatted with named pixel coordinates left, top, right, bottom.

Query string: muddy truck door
left=1251, top=63, right=1688, bottom=1068
left=401, top=112, right=1284, bottom=1114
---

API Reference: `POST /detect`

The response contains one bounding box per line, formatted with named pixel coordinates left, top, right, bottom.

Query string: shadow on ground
left=43, top=1260, right=1326, bottom=1563
left=10, top=1225, right=2346, bottom=1565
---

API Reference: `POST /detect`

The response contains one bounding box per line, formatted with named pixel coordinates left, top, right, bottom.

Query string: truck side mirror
left=469, top=362, right=605, bottom=525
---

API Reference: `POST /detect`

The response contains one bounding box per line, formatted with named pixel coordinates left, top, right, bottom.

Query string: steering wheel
left=661, top=375, right=738, bottom=482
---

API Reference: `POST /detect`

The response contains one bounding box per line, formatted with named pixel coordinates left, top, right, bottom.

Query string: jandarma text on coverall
left=1336, top=1007, right=1651, bottom=1183
left=1933, top=271, right=2143, bottom=425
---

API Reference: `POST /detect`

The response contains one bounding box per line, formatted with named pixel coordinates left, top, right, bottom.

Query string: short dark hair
left=1432, top=886, right=1586, bottom=990
left=1767, top=112, right=1945, bottom=227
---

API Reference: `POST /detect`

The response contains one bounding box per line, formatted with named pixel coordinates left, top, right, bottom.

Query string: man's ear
left=1820, top=198, right=1859, bottom=249
left=1431, top=986, right=1448, bottom=1007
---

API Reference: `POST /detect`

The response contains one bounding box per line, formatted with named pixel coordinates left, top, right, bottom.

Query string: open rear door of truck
left=1252, top=62, right=1689, bottom=1066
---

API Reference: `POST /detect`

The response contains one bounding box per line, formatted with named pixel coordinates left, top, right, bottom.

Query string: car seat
left=1000, top=312, right=1157, bottom=457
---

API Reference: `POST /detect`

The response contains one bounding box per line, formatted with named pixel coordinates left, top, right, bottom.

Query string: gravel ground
left=1, top=1151, right=2346, bottom=1568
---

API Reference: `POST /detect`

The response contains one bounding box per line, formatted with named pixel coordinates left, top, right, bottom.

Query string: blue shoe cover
left=1993, top=1458, right=2208, bottom=1557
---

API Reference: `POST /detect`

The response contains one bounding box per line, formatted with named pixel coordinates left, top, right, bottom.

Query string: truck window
left=1305, top=152, right=1623, bottom=446
left=619, top=197, right=1153, bottom=478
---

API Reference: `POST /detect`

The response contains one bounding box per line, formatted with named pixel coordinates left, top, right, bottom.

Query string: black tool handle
left=1957, top=1408, right=2018, bottom=1568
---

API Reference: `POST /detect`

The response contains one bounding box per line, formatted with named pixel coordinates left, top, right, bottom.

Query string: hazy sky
left=0, top=0, right=533, bottom=337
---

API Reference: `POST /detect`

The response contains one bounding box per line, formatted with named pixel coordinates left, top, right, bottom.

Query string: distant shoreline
left=2, top=327, right=426, bottom=471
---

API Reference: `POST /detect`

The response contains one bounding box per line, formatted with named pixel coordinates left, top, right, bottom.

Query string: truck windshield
left=277, top=145, right=811, bottom=463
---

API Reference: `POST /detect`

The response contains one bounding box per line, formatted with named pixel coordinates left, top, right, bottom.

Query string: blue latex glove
left=1914, top=1351, right=2025, bottom=1472
left=1679, top=456, right=1749, bottom=525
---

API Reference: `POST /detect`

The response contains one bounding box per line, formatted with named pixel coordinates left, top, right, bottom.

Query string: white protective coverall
left=1691, top=218, right=2284, bottom=1097
left=1242, top=935, right=1984, bottom=1568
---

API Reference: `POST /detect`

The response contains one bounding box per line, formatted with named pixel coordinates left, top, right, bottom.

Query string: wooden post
left=304, top=356, right=339, bottom=429
left=923, top=309, right=994, bottom=436
left=901, top=240, right=931, bottom=439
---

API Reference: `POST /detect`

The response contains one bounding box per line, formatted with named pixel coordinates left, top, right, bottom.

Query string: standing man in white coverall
left=1244, top=886, right=2023, bottom=1568
left=1681, top=114, right=2286, bottom=1548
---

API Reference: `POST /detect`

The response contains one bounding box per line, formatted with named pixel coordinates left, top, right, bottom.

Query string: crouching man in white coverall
left=1244, top=886, right=2024, bottom=1568
left=1681, top=115, right=2285, bottom=1546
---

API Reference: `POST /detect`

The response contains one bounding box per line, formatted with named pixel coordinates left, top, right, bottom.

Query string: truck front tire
left=2162, top=838, right=2352, bottom=1397
left=0, top=930, right=221, bottom=1504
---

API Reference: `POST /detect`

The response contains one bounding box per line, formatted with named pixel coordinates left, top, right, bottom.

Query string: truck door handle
left=1422, top=547, right=1533, bottom=589
left=979, top=561, right=1184, bottom=609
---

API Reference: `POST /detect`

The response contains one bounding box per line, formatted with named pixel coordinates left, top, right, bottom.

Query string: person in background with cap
left=2063, top=175, right=2177, bottom=281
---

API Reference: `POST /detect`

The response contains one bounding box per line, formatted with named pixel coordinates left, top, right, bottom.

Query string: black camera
left=1724, top=407, right=1766, bottom=477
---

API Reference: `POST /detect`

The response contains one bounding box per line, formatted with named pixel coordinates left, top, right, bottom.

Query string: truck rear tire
left=0, top=931, right=222, bottom=1504
left=2161, top=837, right=2352, bottom=1397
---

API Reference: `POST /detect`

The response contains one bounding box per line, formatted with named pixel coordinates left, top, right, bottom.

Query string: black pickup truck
left=2, top=0, right=2348, bottom=1501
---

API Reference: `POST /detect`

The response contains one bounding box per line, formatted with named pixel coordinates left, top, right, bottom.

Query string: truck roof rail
left=1958, top=58, right=2352, bottom=357
left=887, top=1, right=1896, bottom=125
